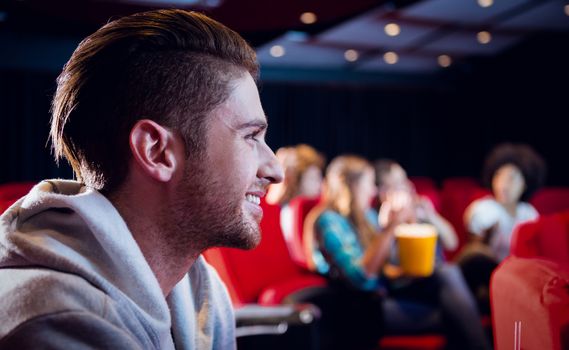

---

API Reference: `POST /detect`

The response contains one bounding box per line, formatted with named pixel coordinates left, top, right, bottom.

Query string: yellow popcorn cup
left=394, top=223, right=437, bottom=277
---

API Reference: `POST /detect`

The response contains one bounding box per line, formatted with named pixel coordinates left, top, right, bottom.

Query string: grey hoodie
left=0, top=180, right=236, bottom=349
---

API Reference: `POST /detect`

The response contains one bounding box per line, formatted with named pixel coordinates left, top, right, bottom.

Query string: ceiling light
left=384, top=23, right=400, bottom=37
left=565, top=4, right=569, bottom=16
left=438, top=55, right=452, bottom=68
left=477, top=0, right=493, bottom=8
left=344, top=50, right=359, bottom=62
left=383, top=52, right=398, bottom=64
left=300, top=12, right=317, bottom=24
left=477, top=31, right=492, bottom=44
left=270, top=45, right=285, bottom=58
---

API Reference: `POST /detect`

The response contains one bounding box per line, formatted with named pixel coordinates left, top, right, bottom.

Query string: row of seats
left=201, top=178, right=569, bottom=349
left=205, top=197, right=447, bottom=350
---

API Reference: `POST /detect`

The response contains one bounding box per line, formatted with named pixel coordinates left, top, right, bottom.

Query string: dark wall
left=1, top=33, right=567, bottom=187
left=260, top=82, right=452, bottom=180
left=0, top=69, right=73, bottom=183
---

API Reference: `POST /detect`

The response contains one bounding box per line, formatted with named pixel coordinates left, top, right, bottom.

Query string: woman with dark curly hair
left=464, top=143, right=546, bottom=261
left=459, top=143, right=546, bottom=315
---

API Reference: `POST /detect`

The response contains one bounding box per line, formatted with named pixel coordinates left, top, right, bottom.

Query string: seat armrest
left=491, top=257, right=569, bottom=350
left=235, top=303, right=321, bottom=338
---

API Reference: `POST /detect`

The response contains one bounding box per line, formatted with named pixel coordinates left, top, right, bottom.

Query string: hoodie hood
left=0, top=180, right=173, bottom=346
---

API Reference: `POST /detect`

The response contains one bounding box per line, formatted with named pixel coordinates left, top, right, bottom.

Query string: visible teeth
left=246, top=194, right=261, bottom=205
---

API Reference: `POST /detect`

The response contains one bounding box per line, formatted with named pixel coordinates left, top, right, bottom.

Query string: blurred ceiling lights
left=270, top=45, right=285, bottom=57
left=477, top=31, right=492, bottom=44
left=344, top=49, right=359, bottom=62
left=300, top=12, right=318, bottom=24
left=384, top=23, right=401, bottom=36
left=477, top=0, right=493, bottom=8
left=383, top=51, right=398, bottom=64
left=437, top=54, right=452, bottom=68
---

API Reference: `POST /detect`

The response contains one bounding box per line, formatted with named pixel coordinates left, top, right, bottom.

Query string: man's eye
left=246, top=130, right=261, bottom=142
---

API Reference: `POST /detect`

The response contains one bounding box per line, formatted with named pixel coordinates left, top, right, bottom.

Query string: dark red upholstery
left=409, top=176, right=437, bottom=193
left=509, top=211, right=569, bottom=264
left=203, top=199, right=311, bottom=306
left=439, top=177, right=489, bottom=259
left=410, top=177, right=441, bottom=213
left=258, top=274, right=326, bottom=305
left=287, top=196, right=320, bottom=270
left=379, top=336, right=446, bottom=350
left=441, top=177, right=480, bottom=192
left=530, top=187, right=569, bottom=215
left=491, top=210, right=569, bottom=350
left=0, top=182, right=35, bottom=212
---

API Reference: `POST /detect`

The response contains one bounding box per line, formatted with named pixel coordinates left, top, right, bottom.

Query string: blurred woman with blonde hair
left=265, top=144, right=326, bottom=263
left=266, top=144, right=325, bottom=206
left=304, top=155, right=490, bottom=350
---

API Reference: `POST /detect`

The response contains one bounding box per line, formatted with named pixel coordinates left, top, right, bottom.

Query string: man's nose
left=259, top=143, right=284, bottom=184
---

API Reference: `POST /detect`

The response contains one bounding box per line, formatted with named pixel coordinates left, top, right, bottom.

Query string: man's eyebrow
left=235, top=119, right=268, bottom=130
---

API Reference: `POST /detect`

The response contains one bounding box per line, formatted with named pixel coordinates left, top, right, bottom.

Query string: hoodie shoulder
left=0, top=267, right=109, bottom=338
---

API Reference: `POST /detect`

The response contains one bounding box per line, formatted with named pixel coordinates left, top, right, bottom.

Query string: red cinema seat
left=203, top=198, right=325, bottom=306
left=439, top=177, right=489, bottom=259
left=0, top=182, right=35, bottom=213
left=203, top=199, right=325, bottom=349
left=409, top=176, right=437, bottom=193
left=409, top=177, right=441, bottom=213
left=286, top=196, right=321, bottom=271
left=441, top=177, right=480, bottom=192
left=491, top=210, right=569, bottom=350
left=530, top=187, right=569, bottom=215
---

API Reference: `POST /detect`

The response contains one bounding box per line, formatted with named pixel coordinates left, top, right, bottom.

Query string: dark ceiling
left=2, top=0, right=568, bottom=77
left=1, top=0, right=407, bottom=45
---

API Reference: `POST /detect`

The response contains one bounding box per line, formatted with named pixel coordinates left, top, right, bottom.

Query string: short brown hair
left=373, top=158, right=398, bottom=188
left=51, top=9, right=258, bottom=192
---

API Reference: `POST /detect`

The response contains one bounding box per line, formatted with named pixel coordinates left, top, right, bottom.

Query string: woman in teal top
left=304, top=155, right=490, bottom=350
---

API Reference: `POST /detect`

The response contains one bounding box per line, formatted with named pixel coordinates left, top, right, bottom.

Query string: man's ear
left=129, top=119, right=181, bottom=182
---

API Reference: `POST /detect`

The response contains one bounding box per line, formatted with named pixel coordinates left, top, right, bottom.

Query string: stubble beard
left=168, top=160, right=261, bottom=253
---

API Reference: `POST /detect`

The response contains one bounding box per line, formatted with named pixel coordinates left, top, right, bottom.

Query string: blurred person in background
left=266, top=144, right=325, bottom=206
left=459, top=143, right=546, bottom=314
left=266, top=144, right=325, bottom=260
left=304, top=155, right=491, bottom=350
left=375, top=159, right=458, bottom=263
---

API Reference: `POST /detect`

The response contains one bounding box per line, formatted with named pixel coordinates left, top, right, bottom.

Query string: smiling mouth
left=245, top=194, right=261, bottom=205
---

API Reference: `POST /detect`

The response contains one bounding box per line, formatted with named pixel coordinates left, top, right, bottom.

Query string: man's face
left=174, top=73, right=283, bottom=251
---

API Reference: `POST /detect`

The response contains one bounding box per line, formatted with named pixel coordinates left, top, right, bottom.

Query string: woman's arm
left=360, top=223, right=396, bottom=276
left=315, top=212, right=381, bottom=290
left=417, top=197, right=458, bottom=251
